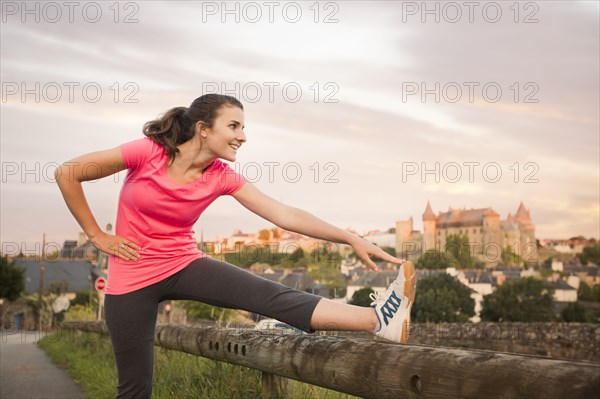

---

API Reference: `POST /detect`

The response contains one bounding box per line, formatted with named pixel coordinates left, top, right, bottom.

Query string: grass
left=38, top=330, right=359, bottom=399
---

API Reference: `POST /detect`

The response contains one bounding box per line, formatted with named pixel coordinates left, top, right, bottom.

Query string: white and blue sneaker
left=370, top=261, right=417, bottom=343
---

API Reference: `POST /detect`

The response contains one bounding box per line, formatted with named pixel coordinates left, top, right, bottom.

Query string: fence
left=63, top=321, right=600, bottom=399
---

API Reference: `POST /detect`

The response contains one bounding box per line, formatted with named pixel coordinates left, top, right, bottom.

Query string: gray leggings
left=104, top=256, right=323, bottom=399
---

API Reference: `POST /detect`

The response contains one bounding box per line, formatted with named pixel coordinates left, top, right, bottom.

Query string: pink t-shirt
left=105, top=137, right=247, bottom=295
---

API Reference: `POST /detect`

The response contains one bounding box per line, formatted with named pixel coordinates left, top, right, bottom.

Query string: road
left=0, top=330, right=85, bottom=399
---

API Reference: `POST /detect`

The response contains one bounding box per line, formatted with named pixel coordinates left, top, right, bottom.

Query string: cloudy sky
left=1, top=0, right=598, bottom=255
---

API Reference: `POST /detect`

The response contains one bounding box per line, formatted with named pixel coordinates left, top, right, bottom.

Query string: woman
left=55, top=94, right=416, bottom=398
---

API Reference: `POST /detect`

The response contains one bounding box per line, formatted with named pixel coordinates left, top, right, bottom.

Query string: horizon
left=2, top=218, right=597, bottom=260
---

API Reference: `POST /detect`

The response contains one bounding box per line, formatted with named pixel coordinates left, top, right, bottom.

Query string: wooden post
left=64, top=321, right=600, bottom=399
left=261, top=371, right=288, bottom=399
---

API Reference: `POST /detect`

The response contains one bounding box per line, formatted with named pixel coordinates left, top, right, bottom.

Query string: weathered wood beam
left=63, top=321, right=600, bottom=399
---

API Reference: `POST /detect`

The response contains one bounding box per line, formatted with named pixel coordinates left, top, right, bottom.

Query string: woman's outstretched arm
left=54, top=147, right=140, bottom=260
left=232, top=182, right=403, bottom=271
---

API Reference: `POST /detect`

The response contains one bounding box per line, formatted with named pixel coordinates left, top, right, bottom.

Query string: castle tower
left=481, top=208, right=502, bottom=265
left=396, top=217, right=415, bottom=259
left=512, top=202, right=536, bottom=259
left=423, top=201, right=437, bottom=252
left=513, top=202, right=533, bottom=226
left=502, top=212, right=521, bottom=257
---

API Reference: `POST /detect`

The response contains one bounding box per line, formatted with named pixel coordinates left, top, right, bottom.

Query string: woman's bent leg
left=105, top=288, right=160, bottom=399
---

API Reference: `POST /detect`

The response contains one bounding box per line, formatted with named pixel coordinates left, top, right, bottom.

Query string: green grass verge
left=38, top=330, right=359, bottom=399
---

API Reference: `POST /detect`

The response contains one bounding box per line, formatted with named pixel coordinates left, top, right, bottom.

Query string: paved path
left=0, top=330, right=85, bottom=399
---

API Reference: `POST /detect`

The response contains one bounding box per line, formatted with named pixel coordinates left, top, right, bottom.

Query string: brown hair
left=143, top=94, right=244, bottom=164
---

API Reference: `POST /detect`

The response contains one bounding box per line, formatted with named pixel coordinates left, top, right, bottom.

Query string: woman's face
left=198, top=105, right=246, bottom=162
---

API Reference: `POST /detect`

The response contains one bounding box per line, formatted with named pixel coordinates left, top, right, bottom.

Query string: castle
left=396, top=202, right=536, bottom=265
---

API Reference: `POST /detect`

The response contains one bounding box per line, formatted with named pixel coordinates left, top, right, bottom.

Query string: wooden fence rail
left=62, top=321, right=600, bottom=399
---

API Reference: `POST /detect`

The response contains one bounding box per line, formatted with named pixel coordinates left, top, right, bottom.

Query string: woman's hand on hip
left=91, top=232, right=141, bottom=261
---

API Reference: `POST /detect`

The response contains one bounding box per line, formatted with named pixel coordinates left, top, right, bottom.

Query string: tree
left=349, top=287, right=375, bottom=307
left=310, top=243, right=341, bottom=265
left=288, top=247, right=305, bottom=263
left=481, top=277, right=555, bottom=322
left=416, top=250, right=457, bottom=269
left=411, top=273, right=475, bottom=323
left=307, top=262, right=346, bottom=298
left=579, top=244, right=600, bottom=265
left=561, top=302, right=586, bottom=322
left=370, top=246, right=396, bottom=263
left=64, top=304, right=96, bottom=321
left=0, top=256, right=25, bottom=301
left=348, top=246, right=395, bottom=263
left=47, top=280, right=68, bottom=295
left=271, top=227, right=281, bottom=239
left=257, top=229, right=271, bottom=241
left=71, top=291, right=99, bottom=307
left=577, top=282, right=600, bottom=302
left=177, top=300, right=235, bottom=322
left=585, top=308, right=600, bottom=323
left=445, top=234, right=481, bottom=268
left=501, top=246, right=523, bottom=266
left=224, top=246, right=272, bottom=268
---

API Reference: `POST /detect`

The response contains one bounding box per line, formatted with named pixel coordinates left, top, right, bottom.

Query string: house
left=218, top=227, right=326, bottom=255
left=340, top=257, right=362, bottom=276
left=551, top=261, right=564, bottom=272
left=493, top=267, right=522, bottom=286
left=542, top=239, right=590, bottom=255
left=563, top=261, right=600, bottom=286
left=253, top=268, right=285, bottom=283
left=345, top=269, right=442, bottom=302
left=456, top=270, right=497, bottom=322
left=364, top=228, right=396, bottom=248
left=346, top=270, right=400, bottom=302
left=14, top=259, right=102, bottom=296
left=566, top=275, right=581, bottom=290
left=553, top=280, right=577, bottom=303
left=60, top=234, right=99, bottom=261
left=280, top=272, right=315, bottom=290
left=253, top=268, right=331, bottom=299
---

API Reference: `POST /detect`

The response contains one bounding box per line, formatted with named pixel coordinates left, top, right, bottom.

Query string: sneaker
left=370, top=260, right=416, bottom=343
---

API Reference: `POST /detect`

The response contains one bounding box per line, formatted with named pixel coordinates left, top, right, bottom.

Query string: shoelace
left=369, top=285, right=395, bottom=305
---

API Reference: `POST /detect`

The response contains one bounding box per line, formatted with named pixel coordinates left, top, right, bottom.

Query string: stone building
left=212, top=227, right=324, bottom=255
left=396, top=201, right=536, bottom=266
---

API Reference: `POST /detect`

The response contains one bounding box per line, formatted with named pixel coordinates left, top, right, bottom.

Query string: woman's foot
left=370, top=261, right=417, bottom=343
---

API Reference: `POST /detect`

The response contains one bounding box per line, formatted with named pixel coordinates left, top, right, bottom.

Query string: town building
left=396, top=201, right=537, bottom=266
left=363, top=228, right=396, bottom=248
left=448, top=268, right=497, bottom=322
left=553, top=280, right=578, bottom=302
left=207, top=227, right=325, bottom=256
left=14, top=259, right=103, bottom=296
left=345, top=270, right=402, bottom=303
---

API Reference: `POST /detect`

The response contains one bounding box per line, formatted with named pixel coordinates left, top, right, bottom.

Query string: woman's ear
left=195, top=121, right=209, bottom=138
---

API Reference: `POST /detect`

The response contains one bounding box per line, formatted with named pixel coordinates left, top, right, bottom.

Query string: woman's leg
left=310, top=259, right=417, bottom=335
left=161, top=257, right=323, bottom=333
left=309, top=298, right=378, bottom=332
left=105, top=286, right=161, bottom=399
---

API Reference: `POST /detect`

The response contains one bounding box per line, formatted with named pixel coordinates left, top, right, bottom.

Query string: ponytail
left=143, top=107, right=193, bottom=164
